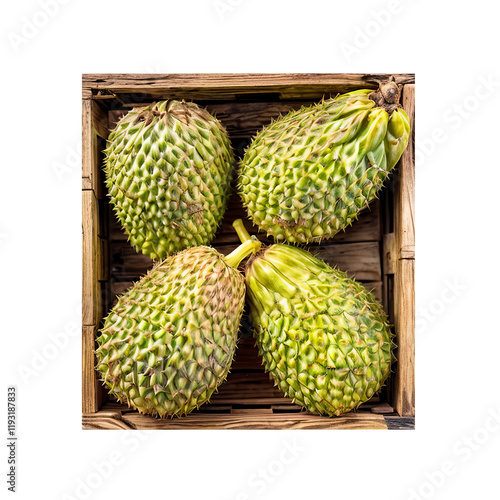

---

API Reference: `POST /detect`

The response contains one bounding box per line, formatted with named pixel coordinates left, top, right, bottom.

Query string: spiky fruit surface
left=239, top=89, right=410, bottom=243
left=244, top=243, right=394, bottom=416
left=95, top=245, right=249, bottom=417
left=104, top=100, right=234, bottom=260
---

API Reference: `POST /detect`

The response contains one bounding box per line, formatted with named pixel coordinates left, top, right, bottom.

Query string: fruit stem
left=224, top=239, right=261, bottom=269
left=232, top=219, right=252, bottom=243
left=368, top=76, right=402, bottom=114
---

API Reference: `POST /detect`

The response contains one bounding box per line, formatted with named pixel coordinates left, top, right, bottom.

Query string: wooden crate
left=82, top=74, right=415, bottom=430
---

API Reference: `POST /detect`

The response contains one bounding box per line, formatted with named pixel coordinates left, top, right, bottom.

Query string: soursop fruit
left=104, top=100, right=234, bottom=260
left=233, top=220, right=394, bottom=416
left=95, top=239, right=261, bottom=417
left=239, top=82, right=410, bottom=243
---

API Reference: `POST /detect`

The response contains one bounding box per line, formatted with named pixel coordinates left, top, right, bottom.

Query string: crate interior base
left=83, top=402, right=413, bottom=430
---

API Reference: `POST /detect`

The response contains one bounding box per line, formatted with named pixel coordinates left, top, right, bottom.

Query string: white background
left=1, top=1, right=499, bottom=499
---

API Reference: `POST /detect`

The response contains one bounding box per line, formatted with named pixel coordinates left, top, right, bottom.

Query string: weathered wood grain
left=82, top=100, right=108, bottom=197
left=82, top=191, right=101, bottom=326
left=395, top=84, right=415, bottom=261
left=82, top=325, right=104, bottom=413
left=119, top=409, right=387, bottom=430
left=83, top=409, right=132, bottom=430
left=393, top=259, right=415, bottom=417
left=83, top=73, right=415, bottom=101
left=392, top=84, right=415, bottom=417
left=384, top=416, right=415, bottom=430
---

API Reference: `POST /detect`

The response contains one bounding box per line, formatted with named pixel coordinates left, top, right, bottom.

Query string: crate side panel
left=82, top=190, right=102, bottom=326
left=82, top=325, right=105, bottom=413
left=82, top=99, right=108, bottom=198
left=83, top=73, right=415, bottom=100
left=392, top=84, right=415, bottom=417
left=85, top=402, right=388, bottom=430
left=393, top=259, right=415, bottom=416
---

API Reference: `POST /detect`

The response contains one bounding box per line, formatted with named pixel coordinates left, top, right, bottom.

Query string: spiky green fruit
left=233, top=221, right=394, bottom=416
left=95, top=239, right=260, bottom=417
left=104, top=100, right=234, bottom=260
left=239, top=87, right=410, bottom=243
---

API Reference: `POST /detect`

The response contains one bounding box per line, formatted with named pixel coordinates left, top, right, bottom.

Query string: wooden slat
left=83, top=74, right=415, bottom=100
left=121, top=409, right=387, bottom=429
left=395, top=84, right=415, bottom=261
left=82, top=99, right=108, bottom=197
left=82, top=99, right=92, bottom=187
left=83, top=409, right=133, bottom=430
left=368, top=402, right=394, bottom=414
left=392, top=84, right=415, bottom=417
left=271, top=404, right=303, bottom=412
left=231, top=408, right=273, bottom=415
left=393, top=259, right=415, bottom=417
left=384, top=416, right=415, bottom=430
left=82, top=325, right=104, bottom=413
left=82, top=190, right=101, bottom=326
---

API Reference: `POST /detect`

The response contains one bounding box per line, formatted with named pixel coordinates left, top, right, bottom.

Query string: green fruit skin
left=105, top=100, right=235, bottom=260
left=239, top=89, right=410, bottom=243
left=95, top=246, right=246, bottom=418
left=245, top=243, right=394, bottom=416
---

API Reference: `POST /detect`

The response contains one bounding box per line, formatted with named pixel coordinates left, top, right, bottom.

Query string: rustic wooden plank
left=384, top=416, right=415, bottom=430
left=82, top=191, right=102, bottom=326
left=231, top=408, right=273, bottom=415
left=195, top=405, right=232, bottom=413
left=83, top=410, right=134, bottom=430
left=82, top=176, right=92, bottom=190
left=82, top=325, right=103, bottom=413
left=82, top=99, right=92, bottom=188
left=119, top=410, right=387, bottom=430
left=392, top=84, right=415, bottom=417
left=395, top=84, right=415, bottom=261
left=271, top=404, right=303, bottom=412
left=82, top=99, right=108, bottom=197
left=393, top=259, right=415, bottom=417
left=83, top=74, right=415, bottom=99
left=369, top=402, right=394, bottom=414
